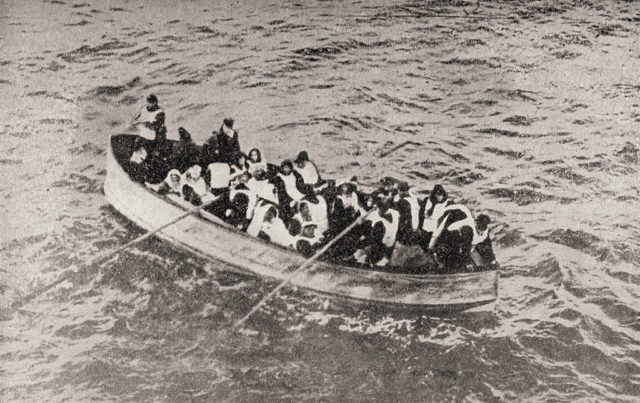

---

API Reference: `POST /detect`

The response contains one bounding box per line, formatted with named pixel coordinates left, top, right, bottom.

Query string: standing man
left=215, top=117, right=241, bottom=164
left=131, top=94, right=166, bottom=143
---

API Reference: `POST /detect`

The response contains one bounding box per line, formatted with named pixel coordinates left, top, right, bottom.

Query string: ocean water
left=1, top=0, right=639, bottom=401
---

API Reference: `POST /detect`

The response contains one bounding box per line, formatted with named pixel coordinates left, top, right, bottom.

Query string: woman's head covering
left=165, top=169, right=182, bottom=192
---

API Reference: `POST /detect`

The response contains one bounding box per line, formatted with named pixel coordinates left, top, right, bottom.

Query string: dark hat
left=294, top=151, right=309, bottom=164
left=398, top=182, right=410, bottom=193
left=280, top=159, right=294, bottom=171
left=146, top=94, right=158, bottom=104
left=223, top=117, right=234, bottom=128
left=380, top=176, right=397, bottom=187
left=476, top=214, right=491, bottom=230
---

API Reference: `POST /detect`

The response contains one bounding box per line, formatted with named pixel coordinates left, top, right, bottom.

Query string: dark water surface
left=1, top=0, right=639, bottom=401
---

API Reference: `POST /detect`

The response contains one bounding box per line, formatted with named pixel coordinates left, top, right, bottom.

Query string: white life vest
left=247, top=178, right=278, bottom=204
left=181, top=166, right=208, bottom=198
left=207, top=163, right=230, bottom=189
left=247, top=160, right=268, bottom=176
left=295, top=162, right=319, bottom=185
left=472, top=228, right=489, bottom=246
left=247, top=200, right=274, bottom=237
left=262, top=217, right=296, bottom=248
left=440, top=204, right=487, bottom=245
left=130, top=147, right=147, bottom=163
left=230, top=187, right=258, bottom=220
left=403, top=196, right=421, bottom=231
left=299, top=196, right=329, bottom=234
left=136, top=107, right=163, bottom=140
left=367, top=209, right=400, bottom=248
left=277, top=172, right=305, bottom=201
left=421, top=200, right=450, bottom=233
left=337, top=192, right=361, bottom=213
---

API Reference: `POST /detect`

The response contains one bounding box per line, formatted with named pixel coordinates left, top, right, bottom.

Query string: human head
left=280, top=159, right=293, bottom=174
left=167, top=169, right=181, bottom=184
left=223, top=117, right=234, bottom=129
left=248, top=148, right=261, bottom=163
left=294, top=151, right=309, bottom=168
left=397, top=182, right=410, bottom=197
left=237, top=153, right=248, bottom=166
left=476, top=214, right=491, bottom=231
left=339, top=182, right=356, bottom=196
left=431, top=184, right=447, bottom=203
left=146, top=94, right=158, bottom=106
left=380, top=177, right=397, bottom=193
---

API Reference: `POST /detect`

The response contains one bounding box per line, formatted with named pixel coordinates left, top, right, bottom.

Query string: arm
left=428, top=211, right=451, bottom=250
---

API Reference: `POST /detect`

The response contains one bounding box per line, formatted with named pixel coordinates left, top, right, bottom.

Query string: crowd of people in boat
left=124, top=95, right=497, bottom=273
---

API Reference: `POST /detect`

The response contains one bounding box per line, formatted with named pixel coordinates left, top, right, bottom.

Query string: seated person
left=181, top=165, right=209, bottom=206
left=247, top=148, right=268, bottom=176
left=394, top=182, right=423, bottom=246
left=127, top=138, right=167, bottom=184
left=154, top=169, right=183, bottom=196
left=203, top=162, right=231, bottom=218
left=294, top=151, right=327, bottom=190
left=290, top=194, right=329, bottom=247
left=274, top=159, right=315, bottom=222
left=418, top=184, right=453, bottom=251
left=151, top=126, right=172, bottom=162
left=171, top=127, right=200, bottom=173
left=230, top=152, right=250, bottom=184
left=428, top=204, right=494, bottom=272
left=206, top=162, right=231, bottom=195
left=352, top=195, right=400, bottom=267
left=247, top=168, right=278, bottom=204
left=226, top=172, right=257, bottom=229
left=200, top=133, right=222, bottom=168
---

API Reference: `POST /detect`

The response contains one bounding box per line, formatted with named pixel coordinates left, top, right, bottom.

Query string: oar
left=231, top=207, right=378, bottom=331
left=10, top=200, right=215, bottom=311
left=231, top=140, right=418, bottom=330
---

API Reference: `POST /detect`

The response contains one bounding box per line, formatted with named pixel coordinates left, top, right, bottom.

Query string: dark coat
left=215, top=127, right=241, bottom=164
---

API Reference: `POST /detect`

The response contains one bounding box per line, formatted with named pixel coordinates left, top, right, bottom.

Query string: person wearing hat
left=214, top=117, right=240, bottom=164
left=427, top=204, right=496, bottom=272
left=294, top=150, right=326, bottom=190
left=131, top=94, right=166, bottom=142
left=171, top=127, right=200, bottom=173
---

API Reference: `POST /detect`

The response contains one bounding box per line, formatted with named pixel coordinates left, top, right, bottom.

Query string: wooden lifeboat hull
left=104, top=135, right=498, bottom=312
